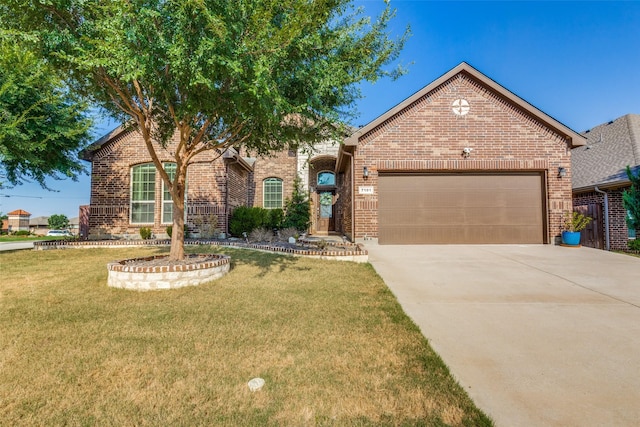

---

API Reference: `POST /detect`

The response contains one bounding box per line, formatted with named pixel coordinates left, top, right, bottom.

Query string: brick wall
left=336, top=161, right=353, bottom=238
left=574, top=188, right=633, bottom=250
left=352, top=72, right=574, bottom=243
left=87, top=129, right=230, bottom=239
left=250, top=150, right=298, bottom=209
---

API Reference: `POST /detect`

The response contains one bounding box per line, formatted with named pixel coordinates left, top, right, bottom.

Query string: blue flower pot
left=561, top=231, right=581, bottom=246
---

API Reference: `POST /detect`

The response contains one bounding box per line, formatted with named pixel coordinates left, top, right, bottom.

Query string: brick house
left=572, top=114, right=639, bottom=250
left=7, top=209, right=31, bottom=233
left=83, top=62, right=583, bottom=244
left=335, top=62, right=585, bottom=244
left=81, top=125, right=341, bottom=239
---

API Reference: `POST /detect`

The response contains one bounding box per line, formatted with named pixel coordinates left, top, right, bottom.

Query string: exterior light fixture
left=558, top=167, right=567, bottom=178
left=363, top=166, right=369, bottom=179
left=462, top=147, right=473, bottom=158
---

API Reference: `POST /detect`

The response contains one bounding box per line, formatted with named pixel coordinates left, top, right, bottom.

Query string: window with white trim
left=263, top=177, right=283, bottom=209
left=131, top=163, right=156, bottom=223
left=162, top=163, right=177, bottom=224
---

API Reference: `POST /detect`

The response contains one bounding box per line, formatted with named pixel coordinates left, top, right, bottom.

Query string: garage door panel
left=378, top=173, right=545, bottom=244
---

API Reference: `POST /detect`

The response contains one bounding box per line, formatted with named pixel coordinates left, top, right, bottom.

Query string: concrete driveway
left=364, top=242, right=640, bottom=426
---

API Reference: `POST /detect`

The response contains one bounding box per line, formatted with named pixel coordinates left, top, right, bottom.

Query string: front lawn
left=0, top=246, right=490, bottom=426
left=0, top=235, right=64, bottom=242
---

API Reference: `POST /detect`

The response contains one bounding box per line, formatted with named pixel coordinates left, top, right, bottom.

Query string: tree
left=623, top=166, right=640, bottom=234
left=0, top=41, right=92, bottom=188
left=48, top=214, right=70, bottom=230
left=2, top=0, right=408, bottom=260
left=282, top=177, right=311, bottom=232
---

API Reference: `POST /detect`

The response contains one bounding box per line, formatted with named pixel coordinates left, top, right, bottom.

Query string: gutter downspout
left=594, top=186, right=610, bottom=251
left=341, top=149, right=355, bottom=241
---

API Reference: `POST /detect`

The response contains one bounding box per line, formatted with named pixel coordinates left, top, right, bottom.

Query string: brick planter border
left=33, top=239, right=368, bottom=263
left=107, top=254, right=230, bottom=291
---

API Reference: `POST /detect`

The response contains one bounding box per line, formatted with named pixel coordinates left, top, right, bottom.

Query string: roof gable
left=346, top=62, right=586, bottom=148
left=572, top=114, right=640, bottom=191
left=8, top=209, right=31, bottom=216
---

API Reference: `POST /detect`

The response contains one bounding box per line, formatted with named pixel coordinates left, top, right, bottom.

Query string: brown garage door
left=378, top=173, right=545, bottom=244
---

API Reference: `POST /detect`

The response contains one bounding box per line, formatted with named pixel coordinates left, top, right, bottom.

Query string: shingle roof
left=571, top=114, right=640, bottom=191
left=29, top=216, right=50, bottom=226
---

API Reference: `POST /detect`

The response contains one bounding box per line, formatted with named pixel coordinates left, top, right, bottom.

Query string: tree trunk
left=169, top=178, right=187, bottom=261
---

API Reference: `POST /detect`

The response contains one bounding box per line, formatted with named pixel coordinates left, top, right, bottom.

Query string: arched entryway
left=308, top=156, right=337, bottom=235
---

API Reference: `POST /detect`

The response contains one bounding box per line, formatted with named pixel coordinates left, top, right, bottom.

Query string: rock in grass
left=248, top=377, right=265, bottom=392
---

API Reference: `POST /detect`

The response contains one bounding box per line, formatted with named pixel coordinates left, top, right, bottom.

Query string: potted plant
left=561, top=211, right=592, bottom=246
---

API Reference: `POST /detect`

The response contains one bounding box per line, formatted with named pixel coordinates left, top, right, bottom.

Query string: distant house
left=572, top=114, right=640, bottom=250
left=82, top=62, right=584, bottom=244
left=29, top=216, right=50, bottom=235
left=7, top=209, right=31, bottom=233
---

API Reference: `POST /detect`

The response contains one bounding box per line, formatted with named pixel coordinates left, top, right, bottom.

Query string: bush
left=192, top=213, right=219, bottom=238
left=166, top=224, right=189, bottom=239
left=267, top=208, right=284, bottom=230
left=230, top=206, right=270, bottom=237
left=282, top=177, right=310, bottom=232
left=563, top=211, right=592, bottom=232
left=139, top=227, right=152, bottom=240
left=278, top=227, right=299, bottom=242
left=628, top=239, right=640, bottom=251
left=248, top=227, right=273, bottom=243
left=13, top=230, right=30, bottom=236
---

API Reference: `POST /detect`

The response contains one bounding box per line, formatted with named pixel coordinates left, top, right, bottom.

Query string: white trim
left=130, top=163, right=156, bottom=225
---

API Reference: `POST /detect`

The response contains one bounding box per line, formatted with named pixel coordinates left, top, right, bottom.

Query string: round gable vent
left=452, top=98, right=470, bottom=116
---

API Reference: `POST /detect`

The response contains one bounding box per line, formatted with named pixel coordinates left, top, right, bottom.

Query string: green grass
left=0, top=235, right=62, bottom=242
left=0, top=246, right=491, bottom=426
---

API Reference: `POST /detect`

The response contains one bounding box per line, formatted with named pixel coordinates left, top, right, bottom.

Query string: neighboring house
left=335, top=62, right=585, bottom=244
left=7, top=209, right=31, bottom=233
left=28, top=215, right=80, bottom=235
left=29, top=216, right=50, bottom=235
left=572, top=114, right=640, bottom=250
left=82, top=62, right=584, bottom=244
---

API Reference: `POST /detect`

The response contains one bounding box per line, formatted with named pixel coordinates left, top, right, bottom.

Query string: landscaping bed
left=33, top=237, right=368, bottom=262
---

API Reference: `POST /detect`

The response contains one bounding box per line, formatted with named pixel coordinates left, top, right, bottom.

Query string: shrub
left=278, top=227, right=299, bottom=242
left=139, top=227, right=152, bottom=240
left=282, top=177, right=310, bottom=232
left=628, top=239, right=640, bottom=251
left=13, top=230, right=30, bottom=236
left=315, top=239, right=328, bottom=250
left=563, top=211, right=592, bottom=232
left=192, top=213, right=219, bottom=238
left=166, top=224, right=189, bottom=239
left=230, top=206, right=269, bottom=237
left=267, top=208, right=284, bottom=230
left=248, top=227, right=273, bottom=243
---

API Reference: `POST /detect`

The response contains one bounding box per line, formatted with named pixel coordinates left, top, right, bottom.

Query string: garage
left=378, top=173, right=546, bottom=244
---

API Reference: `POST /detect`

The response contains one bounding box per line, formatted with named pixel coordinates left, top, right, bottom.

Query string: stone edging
left=107, top=254, right=231, bottom=291
left=33, top=239, right=368, bottom=262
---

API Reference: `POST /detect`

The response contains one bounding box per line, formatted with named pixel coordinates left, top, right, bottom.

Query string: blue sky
left=2, top=1, right=639, bottom=218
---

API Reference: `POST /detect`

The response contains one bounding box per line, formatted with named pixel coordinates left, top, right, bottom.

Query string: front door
left=316, top=191, right=335, bottom=234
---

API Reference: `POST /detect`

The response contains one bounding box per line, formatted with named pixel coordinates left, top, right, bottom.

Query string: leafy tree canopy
left=623, top=166, right=640, bottom=232
left=0, top=40, right=92, bottom=188
left=1, top=0, right=408, bottom=259
left=48, top=214, right=70, bottom=230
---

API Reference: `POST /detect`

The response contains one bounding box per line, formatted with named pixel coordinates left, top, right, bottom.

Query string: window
left=317, top=171, right=335, bottom=186
left=263, top=178, right=283, bottom=209
left=162, top=163, right=177, bottom=224
left=628, top=210, right=637, bottom=239
left=131, top=163, right=156, bottom=223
